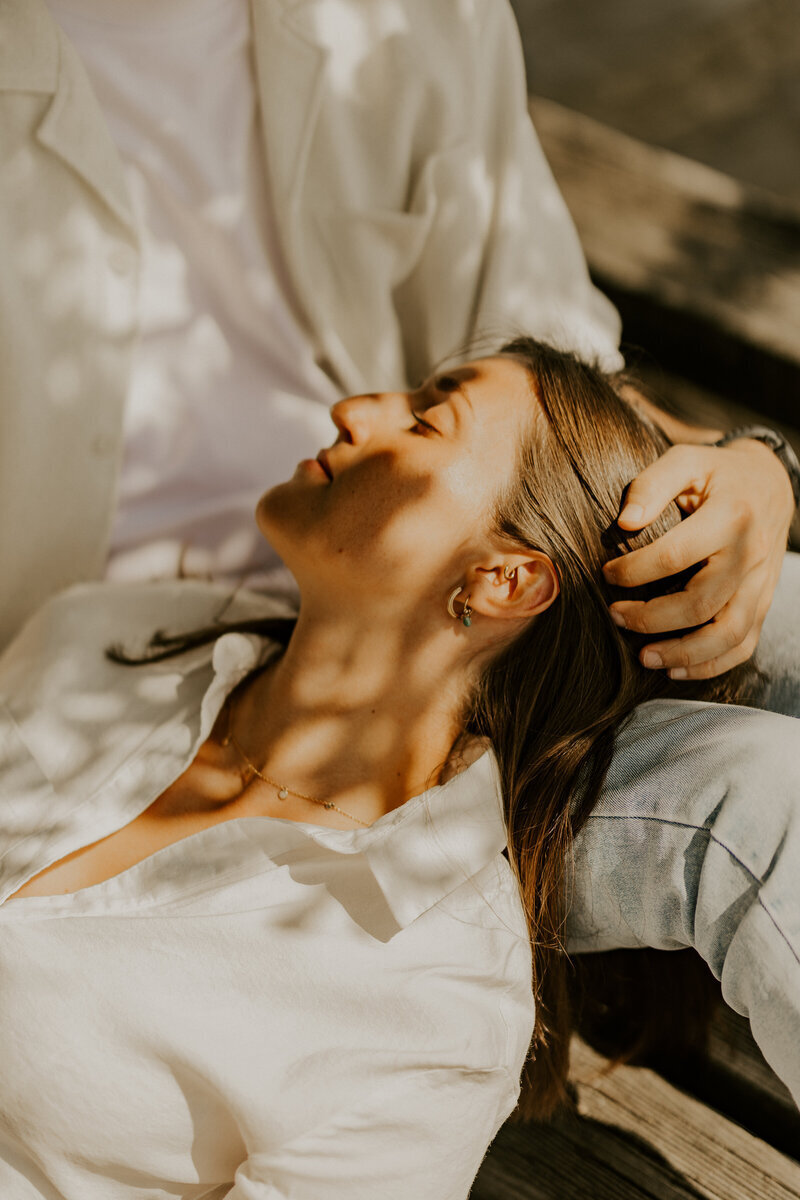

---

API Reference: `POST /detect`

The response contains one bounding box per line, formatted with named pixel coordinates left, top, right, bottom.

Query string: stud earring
left=446, top=586, right=473, bottom=627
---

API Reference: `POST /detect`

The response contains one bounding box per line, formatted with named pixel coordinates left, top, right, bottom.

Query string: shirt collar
left=0, top=611, right=508, bottom=927
left=207, top=631, right=509, bottom=930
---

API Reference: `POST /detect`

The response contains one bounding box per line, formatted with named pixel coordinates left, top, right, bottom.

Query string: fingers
left=657, top=635, right=761, bottom=680
left=615, top=444, right=710, bottom=531
left=604, top=498, right=737, bottom=589
left=604, top=438, right=793, bottom=680
left=610, top=558, right=738, bottom=636
left=631, top=561, right=770, bottom=678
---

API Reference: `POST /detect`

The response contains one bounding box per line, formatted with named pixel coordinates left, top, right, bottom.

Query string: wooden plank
left=530, top=94, right=800, bottom=364
left=530, top=95, right=800, bottom=423
left=673, top=1004, right=800, bottom=1159
left=571, top=1040, right=800, bottom=1197
left=512, top=0, right=800, bottom=204
left=472, top=1116, right=703, bottom=1200
left=471, top=1038, right=800, bottom=1200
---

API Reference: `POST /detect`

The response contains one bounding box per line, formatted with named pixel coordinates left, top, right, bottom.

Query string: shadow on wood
left=530, top=95, right=800, bottom=430
left=472, top=1039, right=800, bottom=1199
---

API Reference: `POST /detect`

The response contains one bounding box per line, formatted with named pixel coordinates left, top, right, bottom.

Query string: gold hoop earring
left=503, top=565, right=516, bottom=580
left=446, top=586, right=473, bottom=627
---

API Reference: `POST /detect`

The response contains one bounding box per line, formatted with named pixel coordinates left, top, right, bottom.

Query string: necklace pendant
left=277, top=787, right=289, bottom=800
left=323, top=801, right=334, bottom=810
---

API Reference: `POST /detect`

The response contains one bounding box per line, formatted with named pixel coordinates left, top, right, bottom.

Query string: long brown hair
left=109, top=336, right=764, bottom=1121
left=457, top=336, right=763, bottom=1119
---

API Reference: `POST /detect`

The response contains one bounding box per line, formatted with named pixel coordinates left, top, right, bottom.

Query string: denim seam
left=584, top=813, right=800, bottom=968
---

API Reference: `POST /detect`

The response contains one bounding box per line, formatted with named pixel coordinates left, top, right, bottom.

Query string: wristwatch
left=713, top=424, right=800, bottom=510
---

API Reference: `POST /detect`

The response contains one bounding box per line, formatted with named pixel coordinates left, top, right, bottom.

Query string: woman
left=0, top=338, right=765, bottom=1199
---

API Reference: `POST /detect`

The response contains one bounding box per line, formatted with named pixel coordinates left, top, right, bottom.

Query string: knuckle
left=622, top=608, right=644, bottom=631
left=729, top=498, right=752, bottom=533
left=724, top=618, right=747, bottom=649
left=742, top=631, right=759, bottom=661
left=656, top=544, right=683, bottom=576
left=753, top=604, right=769, bottom=634
left=674, top=645, right=695, bottom=669
left=686, top=595, right=714, bottom=626
left=671, top=443, right=694, bottom=465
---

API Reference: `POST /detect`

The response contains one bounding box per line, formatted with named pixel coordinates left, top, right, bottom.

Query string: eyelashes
left=408, top=373, right=459, bottom=432
left=409, top=414, right=437, bottom=434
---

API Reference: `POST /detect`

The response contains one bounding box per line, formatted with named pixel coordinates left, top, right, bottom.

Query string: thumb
left=617, top=445, right=708, bottom=530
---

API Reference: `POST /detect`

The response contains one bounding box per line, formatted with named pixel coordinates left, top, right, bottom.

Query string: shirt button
left=108, top=245, right=136, bottom=276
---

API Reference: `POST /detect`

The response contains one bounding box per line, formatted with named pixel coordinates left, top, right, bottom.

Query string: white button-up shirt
left=0, top=581, right=534, bottom=1200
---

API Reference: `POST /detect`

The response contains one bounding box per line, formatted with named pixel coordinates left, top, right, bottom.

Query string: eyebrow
left=426, top=374, right=474, bottom=427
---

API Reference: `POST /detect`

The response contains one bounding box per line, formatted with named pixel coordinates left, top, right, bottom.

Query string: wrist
left=621, top=385, right=724, bottom=445
left=714, top=425, right=800, bottom=511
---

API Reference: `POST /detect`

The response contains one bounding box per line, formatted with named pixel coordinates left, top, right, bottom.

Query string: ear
left=469, top=553, right=559, bottom=622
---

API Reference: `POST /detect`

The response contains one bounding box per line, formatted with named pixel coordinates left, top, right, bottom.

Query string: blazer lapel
left=249, top=0, right=426, bottom=395
left=251, top=0, right=329, bottom=216
left=37, top=35, right=136, bottom=232
left=2, top=0, right=135, bottom=231
left=251, top=0, right=370, bottom=393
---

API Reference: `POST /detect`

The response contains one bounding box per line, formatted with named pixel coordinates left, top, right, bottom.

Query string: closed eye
left=408, top=412, right=438, bottom=434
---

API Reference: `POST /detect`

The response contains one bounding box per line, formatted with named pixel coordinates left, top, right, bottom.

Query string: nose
left=329, top=390, right=408, bottom=444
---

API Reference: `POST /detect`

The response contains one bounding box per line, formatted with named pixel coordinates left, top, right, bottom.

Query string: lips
left=316, top=450, right=333, bottom=480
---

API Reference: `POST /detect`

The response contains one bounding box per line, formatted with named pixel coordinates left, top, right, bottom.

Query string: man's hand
left=603, top=438, right=795, bottom=679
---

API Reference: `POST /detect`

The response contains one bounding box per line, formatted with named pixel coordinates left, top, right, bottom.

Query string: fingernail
left=621, top=504, right=644, bottom=526
left=669, top=667, right=688, bottom=679
left=642, top=650, right=663, bottom=668
left=610, top=609, right=627, bottom=628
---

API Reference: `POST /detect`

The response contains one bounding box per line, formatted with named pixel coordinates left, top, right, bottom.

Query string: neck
left=233, top=605, right=478, bottom=820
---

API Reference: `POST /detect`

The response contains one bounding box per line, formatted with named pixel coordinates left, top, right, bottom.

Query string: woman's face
left=256, top=355, right=536, bottom=612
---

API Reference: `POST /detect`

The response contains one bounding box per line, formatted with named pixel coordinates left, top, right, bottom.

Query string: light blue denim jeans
left=567, top=550, right=800, bottom=1107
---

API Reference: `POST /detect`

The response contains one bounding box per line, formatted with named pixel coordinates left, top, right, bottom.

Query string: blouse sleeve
left=225, top=1064, right=518, bottom=1200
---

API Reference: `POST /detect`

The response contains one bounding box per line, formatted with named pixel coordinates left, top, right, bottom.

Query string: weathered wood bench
left=471, top=100, right=800, bottom=1197
left=473, top=1025, right=800, bottom=1199
left=528, top=95, right=800, bottom=433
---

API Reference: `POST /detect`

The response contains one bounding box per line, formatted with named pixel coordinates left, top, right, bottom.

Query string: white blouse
left=0, top=581, right=534, bottom=1200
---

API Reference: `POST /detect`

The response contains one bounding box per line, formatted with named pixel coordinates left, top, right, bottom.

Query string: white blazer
left=0, top=0, right=622, bottom=649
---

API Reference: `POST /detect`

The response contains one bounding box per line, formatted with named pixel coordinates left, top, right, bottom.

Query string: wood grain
left=471, top=1037, right=800, bottom=1199
left=529, top=95, right=800, bottom=423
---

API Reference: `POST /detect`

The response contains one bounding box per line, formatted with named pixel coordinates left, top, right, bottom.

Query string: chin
left=254, top=484, right=314, bottom=567
left=254, top=485, right=286, bottom=536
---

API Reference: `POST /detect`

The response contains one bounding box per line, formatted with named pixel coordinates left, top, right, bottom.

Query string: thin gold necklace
left=222, top=687, right=372, bottom=828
